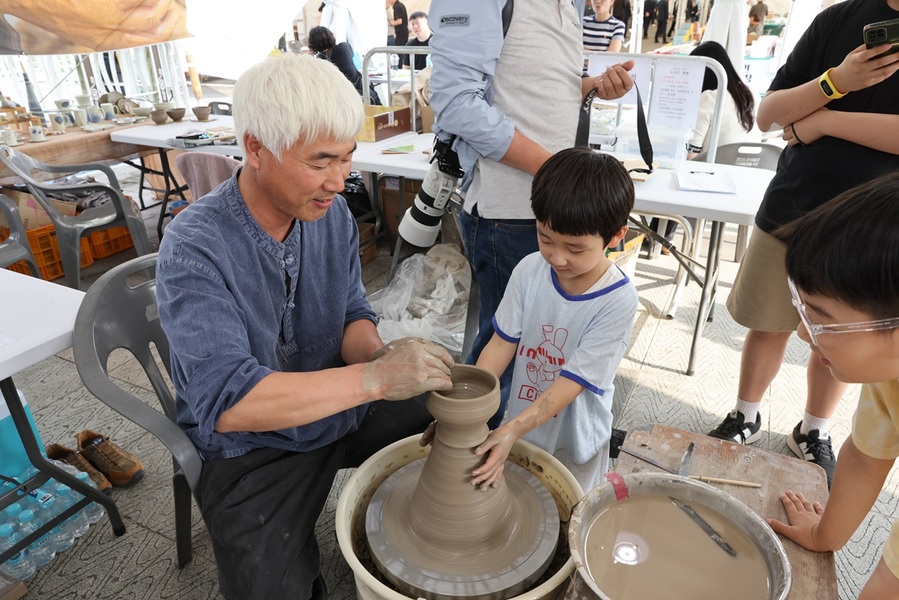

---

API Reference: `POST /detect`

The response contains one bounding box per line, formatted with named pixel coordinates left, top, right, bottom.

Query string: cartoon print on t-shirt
left=518, top=325, right=568, bottom=403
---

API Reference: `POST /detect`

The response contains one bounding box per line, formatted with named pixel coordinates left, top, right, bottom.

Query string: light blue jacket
left=429, top=0, right=586, bottom=190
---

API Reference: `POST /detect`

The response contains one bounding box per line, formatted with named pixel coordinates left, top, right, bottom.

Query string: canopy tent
left=0, top=0, right=189, bottom=55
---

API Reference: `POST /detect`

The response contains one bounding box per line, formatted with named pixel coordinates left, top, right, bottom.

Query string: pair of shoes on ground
left=46, top=429, right=144, bottom=493
left=707, top=411, right=836, bottom=486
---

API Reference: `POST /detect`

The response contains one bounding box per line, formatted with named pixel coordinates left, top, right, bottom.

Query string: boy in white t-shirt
left=766, top=172, right=899, bottom=600
left=472, top=148, right=638, bottom=493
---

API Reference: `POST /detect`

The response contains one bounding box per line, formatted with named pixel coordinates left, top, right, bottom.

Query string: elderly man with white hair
left=156, top=53, right=454, bottom=600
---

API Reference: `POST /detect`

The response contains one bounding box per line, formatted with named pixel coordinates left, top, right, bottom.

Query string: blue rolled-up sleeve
left=429, top=0, right=516, bottom=165
left=157, top=252, right=273, bottom=439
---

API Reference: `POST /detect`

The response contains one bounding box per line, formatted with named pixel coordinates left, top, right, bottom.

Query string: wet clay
left=583, top=495, right=770, bottom=600
left=366, top=365, right=560, bottom=599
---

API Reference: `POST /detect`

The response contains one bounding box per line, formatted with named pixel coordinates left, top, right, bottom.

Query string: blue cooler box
left=0, top=389, right=45, bottom=480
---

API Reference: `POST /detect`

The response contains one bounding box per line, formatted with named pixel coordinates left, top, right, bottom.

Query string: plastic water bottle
left=2, top=501, right=23, bottom=533
left=0, top=523, right=36, bottom=581
left=55, top=484, right=89, bottom=539
left=51, top=484, right=86, bottom=546
left=390, top=53, right=399, bottom=71
left=75, top=472, right=105, bottom=525
left=15, top=509, right=53, bottom=569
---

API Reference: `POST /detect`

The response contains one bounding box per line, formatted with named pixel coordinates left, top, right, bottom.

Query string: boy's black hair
left=409, top=11, right=428, bottom=20
left=531, top=148, right=634, bottom=243
left=776, top=169, right=899, bottom=320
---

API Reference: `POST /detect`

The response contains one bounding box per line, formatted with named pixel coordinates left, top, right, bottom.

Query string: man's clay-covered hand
left=362, top=338, right=454, bottom=401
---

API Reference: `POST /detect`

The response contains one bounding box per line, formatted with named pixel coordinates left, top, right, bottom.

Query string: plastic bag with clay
left=368, top=244, right=471, bottom=360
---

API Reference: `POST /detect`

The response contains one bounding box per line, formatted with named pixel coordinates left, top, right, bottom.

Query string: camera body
left=864, top=17, right=899, bottom=55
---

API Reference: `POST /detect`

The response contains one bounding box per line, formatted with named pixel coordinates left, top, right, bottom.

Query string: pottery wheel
left=366, top=459, right=560, bottom=599
left=365, top=365, right=561, bottom=599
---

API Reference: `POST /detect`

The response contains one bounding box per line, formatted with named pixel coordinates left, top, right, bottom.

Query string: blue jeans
left=460, top=207, right=539, bottom=429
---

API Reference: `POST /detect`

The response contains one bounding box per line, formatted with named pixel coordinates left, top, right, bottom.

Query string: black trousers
left=198, top=397, right=431, bottom=600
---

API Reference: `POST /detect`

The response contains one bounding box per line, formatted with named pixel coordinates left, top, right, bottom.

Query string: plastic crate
left=87, top=226, right=134, bottom=258
left=0, top=224, right=93, bottom=281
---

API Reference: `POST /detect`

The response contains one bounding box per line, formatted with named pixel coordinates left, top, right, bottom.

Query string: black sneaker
left=787, top=422, right=835, bottom=488
left=707, top=410, right=762, bottom=444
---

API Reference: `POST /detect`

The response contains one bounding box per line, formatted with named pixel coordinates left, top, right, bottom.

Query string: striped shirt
left=583, top=15, right=625, bottom=52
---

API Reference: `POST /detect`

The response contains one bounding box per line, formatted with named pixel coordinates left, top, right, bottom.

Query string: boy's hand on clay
left=766, top=490, right=826, bottom=551
left=470, top=427, right=518, bottom=491
left=362, top=339, right=453, bottom=401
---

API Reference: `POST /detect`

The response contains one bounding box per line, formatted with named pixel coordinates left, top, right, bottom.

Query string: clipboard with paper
left=675, top=168, right=737, bottom=194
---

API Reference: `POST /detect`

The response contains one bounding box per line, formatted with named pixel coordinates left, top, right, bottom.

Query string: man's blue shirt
left=156, top=171, right=374, bottom=460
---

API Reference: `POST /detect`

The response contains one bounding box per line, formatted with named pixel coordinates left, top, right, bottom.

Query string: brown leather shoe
left=45, top=443, right=112, bottom=493
left=76, top=430, right=144, bottom=487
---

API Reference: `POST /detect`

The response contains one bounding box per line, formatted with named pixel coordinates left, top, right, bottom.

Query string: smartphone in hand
left=864, top=18, right=899, bottom=56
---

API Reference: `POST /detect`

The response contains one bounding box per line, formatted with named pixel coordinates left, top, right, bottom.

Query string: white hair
left=233, top=53, right=363, bottom=161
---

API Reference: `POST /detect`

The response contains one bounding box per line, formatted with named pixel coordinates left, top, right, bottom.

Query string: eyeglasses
left=787, top=277, right=899, bottom=346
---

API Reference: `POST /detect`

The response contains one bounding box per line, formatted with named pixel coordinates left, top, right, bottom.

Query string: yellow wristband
left=818, top=68, right=847, bottom=100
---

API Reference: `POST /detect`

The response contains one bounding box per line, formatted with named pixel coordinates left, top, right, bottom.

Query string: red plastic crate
left=87, top=226, right=134, bottom=259
left=0, top=224, right=93, bottom=281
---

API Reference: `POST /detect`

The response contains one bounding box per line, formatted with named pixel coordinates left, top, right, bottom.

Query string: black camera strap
left=576, top=81, right=654, bottom=174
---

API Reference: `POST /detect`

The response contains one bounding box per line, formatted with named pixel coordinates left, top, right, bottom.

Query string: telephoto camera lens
left=397, top=138, right=464, bottom=247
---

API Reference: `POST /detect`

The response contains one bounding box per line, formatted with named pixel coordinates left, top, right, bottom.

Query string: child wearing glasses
left=767, top=171, right=899, bottom=599
left=469, top=148, right=638, bottom=493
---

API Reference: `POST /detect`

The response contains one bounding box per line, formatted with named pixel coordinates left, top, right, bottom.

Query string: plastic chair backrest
left=73, top=253, right=201, bottom=491
left=697, top=142, right=782, bottom=170
left=0, top=145, right=127, bottom=223
left=208, top=101, right=232, bottom=116
left=174, top=152, right=240, bottom=201
left=0, top=194, right=39, bottom=276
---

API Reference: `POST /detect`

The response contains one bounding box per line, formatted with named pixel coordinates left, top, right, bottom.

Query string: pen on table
left=689, top=170, right=715, bottom=175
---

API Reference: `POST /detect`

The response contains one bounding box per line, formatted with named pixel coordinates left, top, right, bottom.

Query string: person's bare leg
left=709, top=329, right=791, bottom=443
left=804, top=352, right=848, bottom=422
left=737, top=329, right=792, bottom=403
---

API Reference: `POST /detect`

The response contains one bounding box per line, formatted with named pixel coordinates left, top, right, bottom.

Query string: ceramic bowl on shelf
left=150, top=110, right=169, bottom=125
left=132, top=106, right=153, bottom=117
left=191, top=106, right=211, bottom=121
left=166, top=108, right=186, bottom=122
left=153, top=101, right=175, bottom=112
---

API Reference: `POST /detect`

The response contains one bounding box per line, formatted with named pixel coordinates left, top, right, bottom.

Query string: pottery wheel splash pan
left=366, top=460, right=560, bottom=600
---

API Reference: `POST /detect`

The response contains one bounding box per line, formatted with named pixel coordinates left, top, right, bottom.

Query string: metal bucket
left=568, top=472, right=791, bottom=600
left=336, top=435, right=584, bottom=600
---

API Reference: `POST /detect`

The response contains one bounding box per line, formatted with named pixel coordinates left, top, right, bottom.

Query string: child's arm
left=476, top=333, right=517, bottom=380
left=470, top=376, right=583, bottom=490
left=767, top=436, right=894, bottom=551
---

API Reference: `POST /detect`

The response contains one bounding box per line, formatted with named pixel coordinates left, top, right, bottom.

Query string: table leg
left=155, top=149, right=188, bottom=240
left=0, top=376, right=125, bottom=561
left=686, top=221, right=723, bottom=376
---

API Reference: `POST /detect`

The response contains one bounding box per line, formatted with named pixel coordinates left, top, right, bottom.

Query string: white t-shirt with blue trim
left=493, top=252, right=638, bottom=468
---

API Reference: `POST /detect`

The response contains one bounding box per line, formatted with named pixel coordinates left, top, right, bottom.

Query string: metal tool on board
left=669, top=496, right=737, bottom=557
left=616, top=446, right=677, bottom=473
left=678, top=442, right=695, bottom=476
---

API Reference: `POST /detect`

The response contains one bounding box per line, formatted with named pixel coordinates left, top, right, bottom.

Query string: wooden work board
left=563, top=424, right=837, bottom=599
